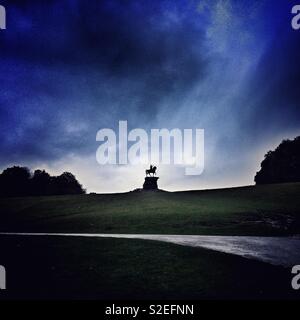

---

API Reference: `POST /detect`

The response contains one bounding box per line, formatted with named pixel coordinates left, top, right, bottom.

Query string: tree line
left=0, top=166, right=85, bottom=197
left=255, top=136, right=300, bottom=185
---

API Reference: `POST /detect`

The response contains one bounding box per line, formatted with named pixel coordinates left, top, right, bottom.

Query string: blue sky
left=0, top=0, right=300, bottom=192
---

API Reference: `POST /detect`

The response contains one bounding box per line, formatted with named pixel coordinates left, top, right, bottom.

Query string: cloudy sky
left=0, top=0, right=300, bottom=192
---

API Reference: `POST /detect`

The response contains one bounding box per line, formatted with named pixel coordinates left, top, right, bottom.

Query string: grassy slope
left=0, top=182, right=300, bottom=235
left=0, top=236, right=297, bottom=300
left=1, top=183, right=300, bottom=299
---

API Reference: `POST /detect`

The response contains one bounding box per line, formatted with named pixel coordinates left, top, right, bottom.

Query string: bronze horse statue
left=146, top=165, right=157, bottom=176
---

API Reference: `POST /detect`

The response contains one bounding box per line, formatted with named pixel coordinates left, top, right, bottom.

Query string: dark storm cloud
left=1, top=0, right=299, bottom=191
left=0, top=0, right=208, bottom=164
left=1, top=0, right=207, bottom=80
left=254, top=32, right=300, bottom=125
left=237, top=16, right=300, bottom=143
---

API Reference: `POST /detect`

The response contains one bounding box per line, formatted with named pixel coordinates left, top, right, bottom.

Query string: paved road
left=1, top=232, right=300, bottom=267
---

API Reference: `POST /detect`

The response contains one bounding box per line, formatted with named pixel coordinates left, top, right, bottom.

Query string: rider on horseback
left=146, top=165, right=157, bottom=176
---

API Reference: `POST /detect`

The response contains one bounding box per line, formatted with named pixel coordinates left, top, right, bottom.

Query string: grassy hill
left=1, top=183, right=300, bottom=299
left=1, top=182, right=300, bottom=235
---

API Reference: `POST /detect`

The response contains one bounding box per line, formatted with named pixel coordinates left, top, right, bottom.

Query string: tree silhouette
left=255, top=136, right=300, bottom=184
left=52, top=172, right=85, bottom=195
left=0, top=166, right=31, bottom=196
left=30, top=169, right=52, bottom=195
left=0, top=166, right=85, bottom=197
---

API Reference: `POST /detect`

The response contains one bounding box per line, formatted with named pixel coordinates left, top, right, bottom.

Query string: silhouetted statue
left=143, top=165, right=159, bottom=190
left=145, top=165, right=157, bottom=177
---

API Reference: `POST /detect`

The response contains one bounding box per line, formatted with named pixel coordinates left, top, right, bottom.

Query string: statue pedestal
left=143, top=177, right=159, bottom=190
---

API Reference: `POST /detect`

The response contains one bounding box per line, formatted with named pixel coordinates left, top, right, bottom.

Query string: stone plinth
left=143, top=177, right=159, bottom=190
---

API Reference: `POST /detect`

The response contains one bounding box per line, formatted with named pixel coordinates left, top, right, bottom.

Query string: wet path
left=1, top=232, right=300, bottom=267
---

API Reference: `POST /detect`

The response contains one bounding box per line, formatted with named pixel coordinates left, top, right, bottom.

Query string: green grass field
left=0, top=182, right=300, bottom=235
left=1, top=182, right=300, bottom=299
left=0, top=236, right=296, bottom=300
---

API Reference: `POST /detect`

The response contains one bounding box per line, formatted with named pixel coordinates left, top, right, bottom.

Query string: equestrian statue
left=145, top=165, right=157, bottom=177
